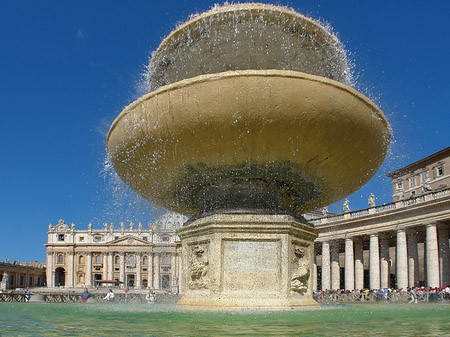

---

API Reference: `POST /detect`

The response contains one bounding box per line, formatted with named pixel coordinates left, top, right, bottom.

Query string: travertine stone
left=321, top=241, right=330, bottom=291
left=354, top=240, right=364, bottom=290
left=438, top=226, right=450, bottom=287
left=369, top=234, right=380, bottom=289
left=177, top=213, right=318, bottom=310
left=379, top=237, right=389, bottom=289
left=426, top=223, right=440, bottom=287
left=396, top=229, right=408, bottom=289
left=407, top=230, right=419, bottom=288
left=331, top=241, right=340, bottom=290
left=344, top=237, right=354, bottom=290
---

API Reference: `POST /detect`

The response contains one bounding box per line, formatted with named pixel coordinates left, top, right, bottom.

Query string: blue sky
left=1, top=0, right=449, bottom=262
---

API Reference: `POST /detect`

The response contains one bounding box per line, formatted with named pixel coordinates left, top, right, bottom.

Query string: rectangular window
left=409, top=176, right=416, bottom=188
left=79, top=236, right=85, bottom=242
left=20, top=276, right=24, bottom=286
left=421, top=171, right=429, bottom=182
left=433, top=165, right=445, bottom=178
left=58, top=234, right=65, bottom=241
left=396, top=182, right=403, bottom=190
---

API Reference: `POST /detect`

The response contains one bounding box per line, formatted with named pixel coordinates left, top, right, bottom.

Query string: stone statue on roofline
left=343, top=199, right=350, bottom=213
left=368, top=193, right=376, bottom=207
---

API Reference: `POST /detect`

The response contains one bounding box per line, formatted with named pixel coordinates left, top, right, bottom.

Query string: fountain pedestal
left=176, top=213, right=318, bottom=310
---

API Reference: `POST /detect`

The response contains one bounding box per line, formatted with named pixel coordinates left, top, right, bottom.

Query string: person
left=80, top=288, right=93, bottom=303
left=145, top=290, right=156, bottom=304
left=124, top=287, right=136, bottom=303
left=103, top=289, right=115, bottom=302
left=25, top=289, right=31, bottom=302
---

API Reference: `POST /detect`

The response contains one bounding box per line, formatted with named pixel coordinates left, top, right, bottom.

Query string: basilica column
left=396, top=228, right=408, bottom=290
left=379, top=237, right=390, bottom=289
left=321, top=241, right=331, bottom=291
left=171, top=253, right=177, bottom=292
left=177, top=253, right=182, bottom=294
left=438, top=225, right=450, bottom=287
left=136, top=253, right=142, bottom=289
left=369, top=234, right=380, bottom=289
left=148, top=253, right=154, bottom=289
left=154, top=253, right=160, bottom=289
left=331, top=241, right=340, bottom=290
left=407, top=230, right=419, bottom=287
left=86, top=252, right=92, bottom=287
left=46, top=251, right=54, bottom=288
left=67, top=251, right=74, bottom=288
left=354, top=239, right=364, bottom=290
left=426, top=223, right=440, bottom=287
left=344, top=237, right=354, bottom=290
left=119, top=252, right=125, bottom=286
left=108, top=252, right=114, bottom=280
left=102, top=254, right=108, bottom=281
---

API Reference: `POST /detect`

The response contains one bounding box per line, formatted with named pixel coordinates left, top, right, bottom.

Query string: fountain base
left=176, top=213, right=319, bottom=310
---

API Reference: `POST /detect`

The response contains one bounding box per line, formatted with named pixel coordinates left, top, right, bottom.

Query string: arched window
left=57, top=254, right=64, bottom=264
left=127, top=255, right=135, bottom=266
left=95, top=255, right=102, bottom=264
left=114, top=255, right=120, bottom=265
left=162, top=254, right=169, bottom=265
left=143, top=256, right=148, bottom=265
left=79, top=255, right=84, bottom=264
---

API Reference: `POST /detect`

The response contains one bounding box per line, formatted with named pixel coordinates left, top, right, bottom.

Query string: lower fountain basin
left=107, top=69, right=390, bottom=216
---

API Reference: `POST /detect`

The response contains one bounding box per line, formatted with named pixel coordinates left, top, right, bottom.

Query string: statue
left=120, top=222, right=125, bottom=231
left=104, top=223, right=108, bottom=231
left=291, top=247, right=310, bottom=293
left=138, top=222, right=142, bottom=232
left=322, top=206, right=328, bottom=216
left=129, top=221, right=134, bottom=230
left=189, top=245, right=209, bottom=289
left=71, top=223, right=75, bottom=231
left=343, top=199, right=350, bottom=212
left=368, top=193, right=376, bottom=207
left=88, top=223, right=92, bottom=231
left=110, top=223, right=114, bottom=231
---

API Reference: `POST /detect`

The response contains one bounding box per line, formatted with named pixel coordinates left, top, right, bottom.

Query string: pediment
left=107, top=235, right=151, bottom=246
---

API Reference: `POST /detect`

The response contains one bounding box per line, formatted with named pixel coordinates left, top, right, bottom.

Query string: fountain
left=107, top=3, right=390, bottom=310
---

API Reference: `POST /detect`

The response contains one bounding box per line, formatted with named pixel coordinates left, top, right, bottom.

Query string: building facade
left=45, top=212, right=187, bottom=292
left=45, top=148, right=450, bottom=292
left=0, top=260, right=46, bottom=290
left=312, top=147, right=450, bottom=290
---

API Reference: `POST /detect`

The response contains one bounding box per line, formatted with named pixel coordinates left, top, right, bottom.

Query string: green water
left=1, top=302, right=449, bottom=336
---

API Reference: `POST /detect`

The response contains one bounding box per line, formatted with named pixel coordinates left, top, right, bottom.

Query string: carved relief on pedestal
left=290, top=243, right=310, bottom=294
left=188, top=242, right=210, bottom=290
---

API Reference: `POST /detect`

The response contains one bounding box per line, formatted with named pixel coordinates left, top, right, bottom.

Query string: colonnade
left=316, top=223, right=450, bottom=291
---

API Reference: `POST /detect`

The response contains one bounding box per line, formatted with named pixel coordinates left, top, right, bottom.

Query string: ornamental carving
left=290, top=245, right=310, bottom=294
left=189, top=243, right=209, bottom=289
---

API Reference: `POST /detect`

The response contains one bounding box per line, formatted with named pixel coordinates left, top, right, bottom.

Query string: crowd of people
left=313, top=286, right=450, bottom=302
left=79, top=287, right=158, bottom=304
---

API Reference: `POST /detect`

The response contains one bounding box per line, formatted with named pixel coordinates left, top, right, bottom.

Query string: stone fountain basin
left=148, top=3, right=349, bottom=90
left=107, top=69, right=390, bottom=216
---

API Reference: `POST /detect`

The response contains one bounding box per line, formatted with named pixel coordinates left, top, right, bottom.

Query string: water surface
left=1, top=302, right=449, bottom=336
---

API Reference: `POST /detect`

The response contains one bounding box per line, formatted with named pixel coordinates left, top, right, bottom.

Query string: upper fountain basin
left=107, top=69, right=391, bottom=216
left=147, top=3, right=350, bottom=92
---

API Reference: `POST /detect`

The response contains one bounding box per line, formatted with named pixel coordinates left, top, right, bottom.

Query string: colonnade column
left=46, top=251, right=53, bottom=288
left=86, top=252, right=92, bottom=287
left=396, top=228, right=408, bottom=290
left=344, top=237, right=354, bottom=290
left=107, top=252, right=114, bottom=280
left=379, top=237, right=390, bottom=289
left=426, top=223, right=440, bottom=287
left=119, top=252, right=125, bottom=286
left=321, top=241, right=330, bottom=291
left=154, top=254, right=160, bottom=289
left=354, top=240, right=364, bottom=290
left=407, top=230, right=419, bottom=287
left=312, top=249, right=318, bottom=292
left=331, top=241, right=340, bottom=290
left=67, top=251, right=74, bottom=288
left=369, top=234, right=380, bottom=289
left=148, top=253, right=154, bottom=289
left=438, top=225, right=450, bottom=287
